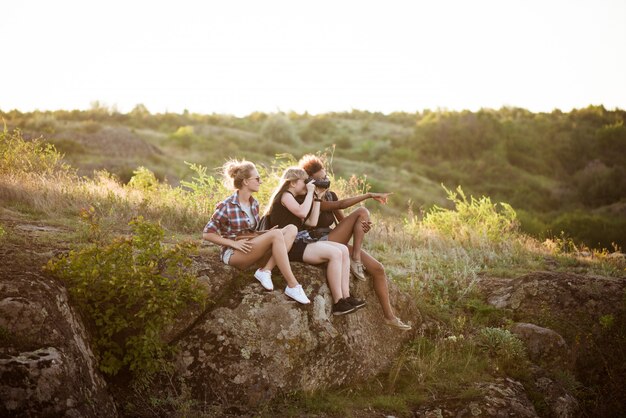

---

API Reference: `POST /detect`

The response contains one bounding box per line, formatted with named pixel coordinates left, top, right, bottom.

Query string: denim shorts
left=220, top=248, right=234, bottom=265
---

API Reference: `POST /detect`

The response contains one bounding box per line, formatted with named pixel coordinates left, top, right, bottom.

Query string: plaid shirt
left=203, top=192, right=259, bottom=241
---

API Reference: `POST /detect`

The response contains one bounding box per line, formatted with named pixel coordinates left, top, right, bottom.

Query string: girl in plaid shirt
left=203, top=160, right=310, bottom=304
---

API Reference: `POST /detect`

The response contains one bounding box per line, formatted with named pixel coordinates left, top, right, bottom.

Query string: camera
left=306, top=178, right=331, bottom=188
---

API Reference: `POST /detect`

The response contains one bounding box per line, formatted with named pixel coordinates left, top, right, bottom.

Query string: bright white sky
left=2, top=0, right=625, bottom=116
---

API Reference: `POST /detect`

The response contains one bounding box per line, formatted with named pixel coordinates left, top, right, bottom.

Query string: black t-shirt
left=269, top=191, right=305, bottom=230
left=295, top=191, right=337, bottom=228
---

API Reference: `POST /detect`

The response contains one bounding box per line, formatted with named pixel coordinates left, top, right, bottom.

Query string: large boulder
left=510, top=322, right=570, bottom=368
left=0, top=274, right=117, bottom=417
left=477, top=271, right=625, bottom=326
left=478, top=271, right=626, bottom=417
left=174, top=253, right=421, bottom=407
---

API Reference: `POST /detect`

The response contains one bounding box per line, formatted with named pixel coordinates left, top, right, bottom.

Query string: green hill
left=2, top=104, right=625, bottom=249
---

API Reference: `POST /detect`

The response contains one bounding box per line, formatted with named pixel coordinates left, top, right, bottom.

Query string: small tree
left=260, top=113, right=299, bottom=145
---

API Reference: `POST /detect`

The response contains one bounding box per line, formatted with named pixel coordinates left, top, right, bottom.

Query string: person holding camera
left=202, top=160, right=311, bottom=304
left=264, top=167, right=365, bottom=316
left=299, top=154, right=411, bottom=330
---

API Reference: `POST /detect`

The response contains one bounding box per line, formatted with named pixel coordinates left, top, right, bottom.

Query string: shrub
left=45, top=211, right=206, bottom=375
left=128, top=166, right=160, bottom=191
left=0, top=127, right=71, bottom=177
left=478, top=327, right=527, bottom=372
left=170, top=126, right=197, bottom=148
left=421, top=185, right=519, bottom=245
left=260, top=113, right=299, bottom=145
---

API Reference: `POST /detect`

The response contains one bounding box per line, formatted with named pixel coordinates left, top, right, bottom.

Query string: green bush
left=45, top=211, right=206, bottom=375
left=0, top=127, right=71, bottom=176
left=478, top=327, right=526, bottom=372
left=260, top=113, right=299, bottom=145
left=128, top=166, right=160, bottom=191
left=422, top=185, right=519, bottom=245
left=170, top=126, right=198, bottom=148
left=549, top=211, right=626, bottom=250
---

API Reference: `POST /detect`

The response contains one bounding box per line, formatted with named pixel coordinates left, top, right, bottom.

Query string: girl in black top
left=299, top=154, right=411, bottom=330
left=265, top=167, right=365, bottom=316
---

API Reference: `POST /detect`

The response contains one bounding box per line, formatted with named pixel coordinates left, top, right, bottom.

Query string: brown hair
left=222, top=159, right=256, bottom=190
left=298, top=154, right=325, bottom=176
left=263, top=167, right=308, bottom=216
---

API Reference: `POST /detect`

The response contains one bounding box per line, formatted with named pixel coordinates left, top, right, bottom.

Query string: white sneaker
left=284, top=284, right=311, bottom=304
left=254, top=269, right=273, bottom=291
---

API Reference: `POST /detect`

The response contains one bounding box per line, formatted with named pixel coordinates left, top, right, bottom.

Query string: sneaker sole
left=350, top=270, right=367, bottom=281
left=333, top=307, right=356, bottom=316
left=385, top=322, right=412, bottom=330
left=284, top=294, right=310, bottom=304
left=351, top=302, right=367, bottom=310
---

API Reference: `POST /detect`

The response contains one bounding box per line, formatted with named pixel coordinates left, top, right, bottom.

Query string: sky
left=2, top=0, right=626, bottom=116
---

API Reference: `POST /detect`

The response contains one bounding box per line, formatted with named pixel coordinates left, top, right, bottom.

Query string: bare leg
left=261, top=225, right=297, bottom=271
left=302, top=242, right=343, bottom=303
left=229, top=229, right=299, bottom=288
left=327, top=207, right=369, bottom=262
left=349, top=245, right=396, bottom=320
left=321, top=241, right=351, bottom=297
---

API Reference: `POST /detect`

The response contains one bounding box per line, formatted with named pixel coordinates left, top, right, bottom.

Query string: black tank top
left=269, top=191, right=305, bottom=230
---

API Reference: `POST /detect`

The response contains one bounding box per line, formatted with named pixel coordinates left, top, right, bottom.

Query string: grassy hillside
left=1, top=126, right=625, bottom=416
left=2, top=104, right=625, bottom=250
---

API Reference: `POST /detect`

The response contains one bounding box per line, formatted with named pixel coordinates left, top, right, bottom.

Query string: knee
left=270, top=229, right=284, bottom=242
left=371, top=261, right=385, bottom=277
left=355, top=206, right=370, bottom=218
left=283, top=224, right=297, bottom=239
left=328, top=248, right=342, bottom=263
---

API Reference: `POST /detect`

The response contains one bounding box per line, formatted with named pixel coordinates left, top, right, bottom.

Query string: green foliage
left=0, top=224, right=5, bottom=240
left=260, top=113, right=299, bottom=145
left=169, top=125, right=198, bottom=148
left=422, top=185, right=519, bottom=245
left=0, top=127, right=71, bottom=176
left=573, top=160, right=626, bottom=207
left=128, top=166, right=160, bottom=191
left=300, top=117, right=336, bottom=142
left=45, top=210, right=206, bottom=375
left=548, top=211, right=626, bottom=250
left=478, top=327, right=526, bottom=369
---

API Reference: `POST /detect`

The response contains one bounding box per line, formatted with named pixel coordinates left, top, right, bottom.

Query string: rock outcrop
left=510, top=322, right=570, bottom=368
left=0, top=273, right=117, bottom=417
left=478, top=271, right=626, bottom=417
left=415, top=378, right=539, bottom=417
left=174, top=253, right=421, bottom=407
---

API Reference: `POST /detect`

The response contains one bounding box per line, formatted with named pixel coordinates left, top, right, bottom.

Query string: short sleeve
left=203, top=201, right=228, bottom=234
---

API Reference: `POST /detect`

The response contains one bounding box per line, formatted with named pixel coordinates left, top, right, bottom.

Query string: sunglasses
left=248, top=176, right=261, bottom=182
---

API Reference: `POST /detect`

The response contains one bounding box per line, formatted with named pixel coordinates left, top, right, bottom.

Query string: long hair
left=263, top=167, right=308, bottom=216
left=222, top=159, right=256, bottom=190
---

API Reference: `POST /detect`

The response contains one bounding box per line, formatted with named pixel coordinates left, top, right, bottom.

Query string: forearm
left=304, top=201, right=321, bottom=227
left=320, top=193, right=371, bottom=211
left=202, top=232, right=235, bottom=248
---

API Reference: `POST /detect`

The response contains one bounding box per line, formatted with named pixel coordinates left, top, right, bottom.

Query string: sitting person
left=299, top=154, right=412, bottom=330
left=264, top=167, right=365, bottom=316
left=202, top=159, right=310, bottom=304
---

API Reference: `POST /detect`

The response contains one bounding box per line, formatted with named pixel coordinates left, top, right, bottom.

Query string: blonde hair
left=264, top=167, right=308, bottom=216
left=222, top=159, right=256, bottom=190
